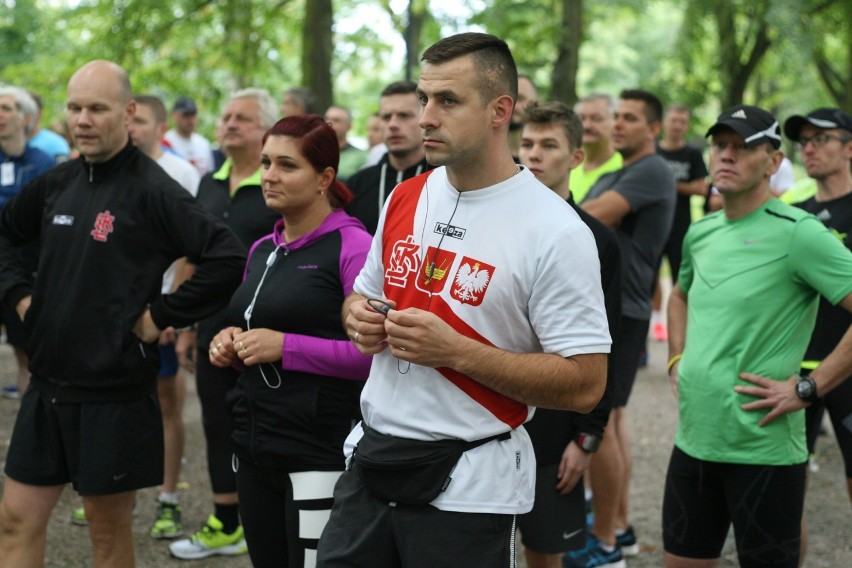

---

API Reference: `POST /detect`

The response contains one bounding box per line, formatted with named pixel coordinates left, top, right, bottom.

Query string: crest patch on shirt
left=418, top=247, right=457, bottom=293
left=90, top=210, right=115, bottom=242
left=450, top=256, right=494, bottom=306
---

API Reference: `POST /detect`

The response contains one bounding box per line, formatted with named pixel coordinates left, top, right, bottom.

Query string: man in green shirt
left=664, top=105, right=852, bottom=567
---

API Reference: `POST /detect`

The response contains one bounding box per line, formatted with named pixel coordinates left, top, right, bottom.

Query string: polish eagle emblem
left=450, top=258, right=494, bottom=306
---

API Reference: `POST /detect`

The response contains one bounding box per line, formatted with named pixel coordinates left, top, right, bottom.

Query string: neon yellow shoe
left=150, top=501, right=183, bottom=539
left=168, top=514, right=247, bottom=559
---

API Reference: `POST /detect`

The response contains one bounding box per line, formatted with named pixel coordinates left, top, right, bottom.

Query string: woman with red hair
left=207, top=115, right=372, bottom=566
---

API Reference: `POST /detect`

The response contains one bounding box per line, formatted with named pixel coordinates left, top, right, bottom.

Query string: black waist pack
left=353, top=424, right=511, bottom=506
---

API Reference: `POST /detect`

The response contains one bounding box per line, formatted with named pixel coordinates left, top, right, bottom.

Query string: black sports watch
left=575, top=433, right=602, bottom=453
left=795, top=375, right=820, bottom=405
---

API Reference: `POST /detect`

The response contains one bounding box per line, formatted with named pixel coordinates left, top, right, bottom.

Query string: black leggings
left=805, top=374, right=852, bottom=479
left=195, top=356, right=238, bottom=494
left=235, top=457, right=339, bottom=567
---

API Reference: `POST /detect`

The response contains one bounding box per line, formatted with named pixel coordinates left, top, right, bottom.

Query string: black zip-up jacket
left=0, top=140, right=246, bottom=402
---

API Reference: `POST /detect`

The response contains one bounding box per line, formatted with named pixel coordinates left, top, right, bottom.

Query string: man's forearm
left=448, top=336, right=607, bottom=413
left=811, top=325, right=852, bottom=398
left=341, top=292, right=367, bottom=327
left=676, top=179, right=707, bottom=197
left=667, top=284, right=688, bottom=358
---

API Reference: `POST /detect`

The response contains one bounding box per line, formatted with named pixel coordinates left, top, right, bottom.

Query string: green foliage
left=0, top=0, right=42, bottom=68
left=0, top=0, right=848, bottom=143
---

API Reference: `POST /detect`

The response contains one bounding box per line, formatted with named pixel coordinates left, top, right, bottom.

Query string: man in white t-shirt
left=165, top=96, right=214, bottom=175
left=317, top=32, right=610, bottom=568
left=128, top=94, right=200, bottom=541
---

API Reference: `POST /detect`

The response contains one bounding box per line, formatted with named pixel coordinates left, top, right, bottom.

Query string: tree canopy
left=0, top=0, right=847, bottom=140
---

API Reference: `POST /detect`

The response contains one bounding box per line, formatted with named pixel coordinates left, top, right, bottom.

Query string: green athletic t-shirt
left=676, top=199, right=852, bottom=465
left=570, top=152, right=623, bottom=203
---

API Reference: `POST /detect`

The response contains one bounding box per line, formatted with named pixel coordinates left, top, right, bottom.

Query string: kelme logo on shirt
left=90, top=210, right=115, bottom=242
left=433, top=222, right=465, bottom=240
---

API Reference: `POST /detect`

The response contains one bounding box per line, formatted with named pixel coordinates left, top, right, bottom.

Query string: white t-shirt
left=350, top=166, right=611, bottom=514
left=769, top=157, right=795, bottom=196
left=164, top=130, right=215, bottom=175
left=157, top=152, right=201, bottom=294
left=364, top=143, right=387, bottom=168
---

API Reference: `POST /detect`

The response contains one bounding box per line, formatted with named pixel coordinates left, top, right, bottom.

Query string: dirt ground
left=0, top=338, right=849, bottom=567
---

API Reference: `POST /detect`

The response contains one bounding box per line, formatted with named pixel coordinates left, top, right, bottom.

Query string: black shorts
left=4, top=386, right=164, bottom=495
left=517, top=463, right=585, bottom=554
left=662, top=446, right=805, bottom=567
left=609, top=317, right=649, bottom=407
left=317, top=463, right=515, bottom=568
left=158, top=343, right=179, bottom=377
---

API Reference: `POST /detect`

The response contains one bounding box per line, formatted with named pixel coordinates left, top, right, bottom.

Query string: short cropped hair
left=523, top=101, right=583, bottom=151
left=0, top=86, right=38, bottom=135
left=230, top=88, right=278, bottom=129
left=132, top=94, right=168, bottom=124
left=619, top=89, right=663, bottom=124
left=421, top=32, right=518, bottom=105
left=666, top=103, right=691, bottom=117
left=283, top=87, right=315, bottom=115
left=381, top=80, right=418, bottom=98
left=578, top=92, right=616, bottom=114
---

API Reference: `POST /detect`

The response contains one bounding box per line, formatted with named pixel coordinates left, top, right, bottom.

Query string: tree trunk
left=405, top=1, right=427, bottom=81
left=714, top=0, right=772, bottom=110
left=551, top=0, right=582, bottom=106
left=303, top=0, right=334, bottom=114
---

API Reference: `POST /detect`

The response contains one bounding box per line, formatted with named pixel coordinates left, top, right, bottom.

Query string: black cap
left=173, top=96, right=198, bottom=115
left=705, top=104, right=782, bottom=149
left=783, top=108, right=852, bottom=142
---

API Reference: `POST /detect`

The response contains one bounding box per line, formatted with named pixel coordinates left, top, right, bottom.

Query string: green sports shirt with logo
left=676, top=199, right=852, bottom=465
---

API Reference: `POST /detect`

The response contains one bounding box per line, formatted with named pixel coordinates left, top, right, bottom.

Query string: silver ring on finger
left=210, top=346, right=219, bottom=355
left=354, top=331, right=360, bottom=344
left=238, top=340, right=244, bottom=351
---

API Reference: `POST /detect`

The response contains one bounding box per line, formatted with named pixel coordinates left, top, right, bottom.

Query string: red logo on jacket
left=90, top=210, right=115, bottom=242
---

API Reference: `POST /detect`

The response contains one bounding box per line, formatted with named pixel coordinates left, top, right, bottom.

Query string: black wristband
left=575, top=433, right=602, bottom=453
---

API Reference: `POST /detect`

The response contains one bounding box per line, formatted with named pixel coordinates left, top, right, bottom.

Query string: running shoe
left=1, top=385, right=19, bottom=399
left=563, top=534, right=626, bottom=568
left=168, top=514, right=247, bottom=560
left=652, top=322, right=668, bottom=342
left=615, top=525, right=639, bottom=556
left=150, top=501, right=183, bottom=539
left=70, top=507, right=88, bottom=526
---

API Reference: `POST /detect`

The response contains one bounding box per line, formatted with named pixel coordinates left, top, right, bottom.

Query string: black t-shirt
left=655, top=143, right=708, bottom=238
left=796, top=193, right=852, bottom=362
